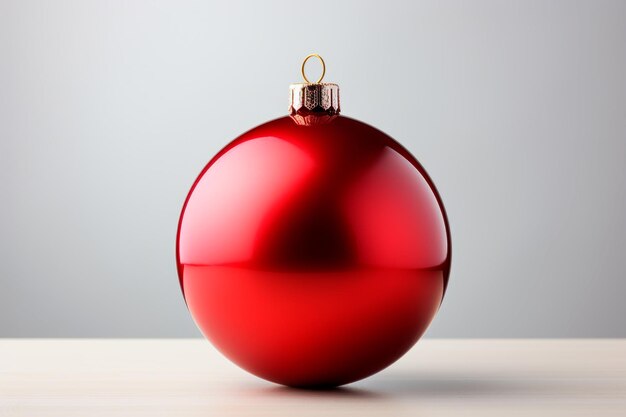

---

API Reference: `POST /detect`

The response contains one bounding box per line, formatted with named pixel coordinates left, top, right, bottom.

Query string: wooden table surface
left=1, top=339, right=625, bottom=416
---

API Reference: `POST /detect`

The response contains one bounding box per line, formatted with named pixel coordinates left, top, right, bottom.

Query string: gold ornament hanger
left=301, top=53, right=326, bottom=84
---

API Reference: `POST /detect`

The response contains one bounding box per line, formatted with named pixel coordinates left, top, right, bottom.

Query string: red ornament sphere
left=176, top=116, right=450, bottom=388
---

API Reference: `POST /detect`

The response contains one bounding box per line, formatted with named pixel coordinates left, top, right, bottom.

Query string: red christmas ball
left=176, top=59, right=450, bottom=387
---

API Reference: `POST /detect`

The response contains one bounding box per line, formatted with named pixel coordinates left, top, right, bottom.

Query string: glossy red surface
left=176, top=116, right=450, bottom=387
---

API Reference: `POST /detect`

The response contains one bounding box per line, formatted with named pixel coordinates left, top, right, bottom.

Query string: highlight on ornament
left=176, top=54, right=451, bottom=388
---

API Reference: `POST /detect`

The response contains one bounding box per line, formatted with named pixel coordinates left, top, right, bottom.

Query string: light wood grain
left=1, top=339, right=624, bottom=416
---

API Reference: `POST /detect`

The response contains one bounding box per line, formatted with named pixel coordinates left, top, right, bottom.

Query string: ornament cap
left=289, top=54, right=340, bottom=126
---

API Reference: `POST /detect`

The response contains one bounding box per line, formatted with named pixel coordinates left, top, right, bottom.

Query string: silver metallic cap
left=289, top=83, right=340, bottom=126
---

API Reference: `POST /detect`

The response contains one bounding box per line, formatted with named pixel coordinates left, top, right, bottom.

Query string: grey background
left=1, top=0, right=625, bottom=338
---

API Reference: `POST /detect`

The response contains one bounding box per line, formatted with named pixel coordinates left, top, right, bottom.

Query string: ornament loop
left=301, top=54, right=326, bottom=84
